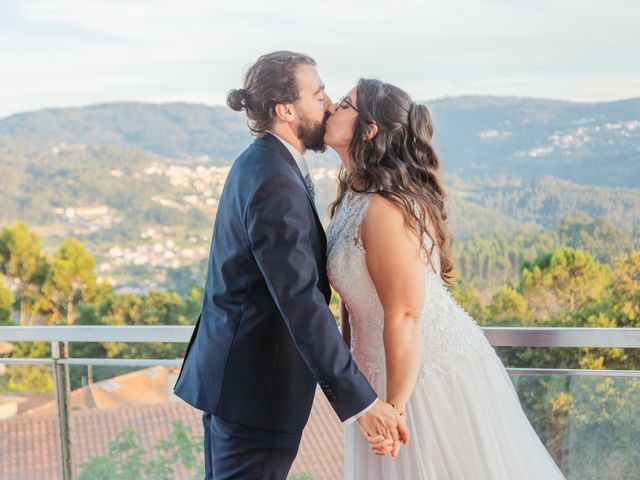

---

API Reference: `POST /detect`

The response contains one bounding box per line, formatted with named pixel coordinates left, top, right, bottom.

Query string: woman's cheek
left=342, top=127, right=353, bottom=146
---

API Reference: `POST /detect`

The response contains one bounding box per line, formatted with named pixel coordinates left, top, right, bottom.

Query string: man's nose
left=326, top=100, right=337, bottom=115
left=323, top=94, right=333, bottom=112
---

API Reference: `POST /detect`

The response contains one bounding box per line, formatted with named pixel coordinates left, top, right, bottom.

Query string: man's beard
left=297, top=112, right=329, bottom=152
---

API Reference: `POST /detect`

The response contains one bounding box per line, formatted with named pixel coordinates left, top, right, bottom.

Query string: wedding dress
left=326, top=190, right=566, bottom=480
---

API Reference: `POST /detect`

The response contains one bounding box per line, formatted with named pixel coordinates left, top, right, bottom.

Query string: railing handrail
left=0, top=325, right=189, bottom=343
left=1, top=356, right=638, bottom=377
left=1, top=326, right=639, bottom=348
left=482, top=327, right=640, bottom=348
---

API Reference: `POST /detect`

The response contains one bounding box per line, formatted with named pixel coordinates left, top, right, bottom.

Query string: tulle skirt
left=344, top=348, right=566, bottom=479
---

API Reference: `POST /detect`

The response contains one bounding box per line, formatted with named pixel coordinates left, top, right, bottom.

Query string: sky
left=1, top=0, right=639, bottom=118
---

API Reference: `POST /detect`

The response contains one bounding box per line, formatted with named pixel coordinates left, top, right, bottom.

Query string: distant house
left=0, top=341, right=12, bottom=355
left=0, top=395, right=26, bottom=420
left=65, top=205, right=110, bottom=219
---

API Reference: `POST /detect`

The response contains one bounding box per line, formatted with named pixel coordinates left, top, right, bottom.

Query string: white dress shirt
left=267, top=131, right=377, bottom=425
left=266, top=131, right=310, bottom=178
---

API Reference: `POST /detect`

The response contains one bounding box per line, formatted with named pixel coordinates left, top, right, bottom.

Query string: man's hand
left=357, top=398, right=410, bottom=458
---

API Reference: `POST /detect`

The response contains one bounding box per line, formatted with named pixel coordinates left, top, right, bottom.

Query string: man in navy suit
left=173, top=51, right=408, bottom=479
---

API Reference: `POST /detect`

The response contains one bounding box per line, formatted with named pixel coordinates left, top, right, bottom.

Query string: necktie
left=303, top=172, right=315, bottom=202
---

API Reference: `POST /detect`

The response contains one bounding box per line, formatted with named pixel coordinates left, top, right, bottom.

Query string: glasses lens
left=337, top=96, right=357, bottom=112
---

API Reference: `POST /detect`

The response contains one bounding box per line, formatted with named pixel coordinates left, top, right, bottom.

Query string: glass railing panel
left=511, top=372, right=640, bottom=480
left=66, top=363, right=204, bottom=480
left=0, top=360, right=59, bottom=480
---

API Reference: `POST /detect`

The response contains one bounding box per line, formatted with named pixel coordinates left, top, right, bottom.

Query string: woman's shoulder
left=363, top=192, right=410, bottom=224
left=359, top=191, right=427, bottom=257
left=362, top=192, right=431, bottom=239
left=360, top=193, right=411, bottom=242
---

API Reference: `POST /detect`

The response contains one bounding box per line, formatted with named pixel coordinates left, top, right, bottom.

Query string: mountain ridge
left=1, top=95, right=638, bottom=187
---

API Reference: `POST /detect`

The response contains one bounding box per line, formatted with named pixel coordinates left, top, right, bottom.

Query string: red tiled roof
left=292, top=389, right=344, bottom=479
left=26, top=365, right=174, bottom=415
left=1, top=382, right=344, bottom=479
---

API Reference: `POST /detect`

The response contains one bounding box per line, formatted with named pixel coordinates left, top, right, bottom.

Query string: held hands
left=357, top=398, right=410, bottom=458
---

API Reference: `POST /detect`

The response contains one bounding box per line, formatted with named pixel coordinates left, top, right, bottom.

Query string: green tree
left=0, top=275, right=14, bottom=325
left=0, top=222, right=49, bottom=325
left=488, top=286, right=529, bottom=325
left=608, top=251, right=640, bottom=327
left=570, top=251, right=640, bottom=371
left=562, top=376, right=640, bottom=478
left=522, top=248, right=610, bottom=316
left=94, top=289, right=193, bottom=360
left=3, top=340, right=53, bottom=392
left=449, top=282, right=489, bottom=323
left=42, top=238, right=98, bottom=325
left=557, top=214, right=633, bottom=264
left=68, top=288, right=201, bottom=389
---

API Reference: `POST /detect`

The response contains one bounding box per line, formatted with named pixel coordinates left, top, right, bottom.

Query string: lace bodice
left=326, top=191, right=493, bottom=377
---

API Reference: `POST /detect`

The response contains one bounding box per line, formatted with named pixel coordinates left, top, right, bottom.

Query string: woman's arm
left=340, top=300, right=351, bottom=348
left=361, top=195, right=425, bottom=411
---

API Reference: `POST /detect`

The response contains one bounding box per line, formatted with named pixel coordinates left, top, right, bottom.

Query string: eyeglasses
left=336, top=96, right=359, bottom=113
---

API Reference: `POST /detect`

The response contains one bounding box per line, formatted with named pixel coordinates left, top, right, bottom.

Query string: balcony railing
left=1, top=326, right=639, bottom=480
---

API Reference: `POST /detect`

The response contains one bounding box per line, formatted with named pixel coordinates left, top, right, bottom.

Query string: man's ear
left=363, top=123, right=378, bottom=141
left=274, top=103, right=295, bottom=123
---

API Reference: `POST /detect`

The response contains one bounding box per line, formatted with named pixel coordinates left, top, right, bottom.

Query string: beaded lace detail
left=326, top=191, right=493, bottom=378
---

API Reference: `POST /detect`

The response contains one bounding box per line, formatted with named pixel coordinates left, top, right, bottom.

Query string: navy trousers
left=203, top=412, right=303, bottom=480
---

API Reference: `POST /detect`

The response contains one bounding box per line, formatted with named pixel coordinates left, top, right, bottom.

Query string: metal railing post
left=52, top=340, right=72, bottom=480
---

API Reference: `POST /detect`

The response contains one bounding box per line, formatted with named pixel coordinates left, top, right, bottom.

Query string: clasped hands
left=357, top=398, right=410, bottom=458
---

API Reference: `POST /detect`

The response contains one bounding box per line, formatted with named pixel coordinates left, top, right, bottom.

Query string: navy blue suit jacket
left=173, top=133, right=377, bottom=433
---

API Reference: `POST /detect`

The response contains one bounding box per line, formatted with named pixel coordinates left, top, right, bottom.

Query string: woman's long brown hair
left=329, top=78, right=454, bottom=284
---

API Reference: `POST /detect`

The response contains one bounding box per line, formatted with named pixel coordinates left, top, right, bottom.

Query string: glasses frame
left=336, top=95, right=359, bottom=113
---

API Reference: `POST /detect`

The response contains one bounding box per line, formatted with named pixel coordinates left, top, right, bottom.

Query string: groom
left=173, top=51, right=408, bottom=479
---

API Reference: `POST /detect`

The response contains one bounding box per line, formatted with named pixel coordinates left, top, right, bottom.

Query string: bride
left=324, top=78, right=566, bottom=479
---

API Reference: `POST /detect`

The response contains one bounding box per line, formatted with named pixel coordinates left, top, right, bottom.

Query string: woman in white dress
left=323, top=78, right=566, bottom=479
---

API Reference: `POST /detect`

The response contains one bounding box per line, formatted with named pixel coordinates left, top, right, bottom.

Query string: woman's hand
left=365, top=432, right=394, bottom=456
left=365, top=413, right=409, bottom=457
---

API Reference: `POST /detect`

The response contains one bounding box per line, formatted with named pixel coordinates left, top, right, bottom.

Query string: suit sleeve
left=245, top=174, right=378, bottom=421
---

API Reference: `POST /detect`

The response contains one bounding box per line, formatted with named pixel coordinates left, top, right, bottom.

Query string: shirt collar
left=266, top=130, right=310, bottom=177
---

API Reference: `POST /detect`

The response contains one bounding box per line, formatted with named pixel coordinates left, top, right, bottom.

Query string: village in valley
left=44, top=157, right=339, bottom=293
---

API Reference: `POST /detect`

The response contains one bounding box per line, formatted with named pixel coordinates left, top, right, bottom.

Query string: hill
left=2, top=96, right=639, bottom=186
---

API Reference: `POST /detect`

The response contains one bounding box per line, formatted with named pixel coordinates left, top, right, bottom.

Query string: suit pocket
left=227, top=341, right=280, bottom=403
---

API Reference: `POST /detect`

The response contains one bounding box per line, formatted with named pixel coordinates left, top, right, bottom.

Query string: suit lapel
left=255, top=135, right=330, bottom=301
left=259, top=134, right=324, bottom=228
